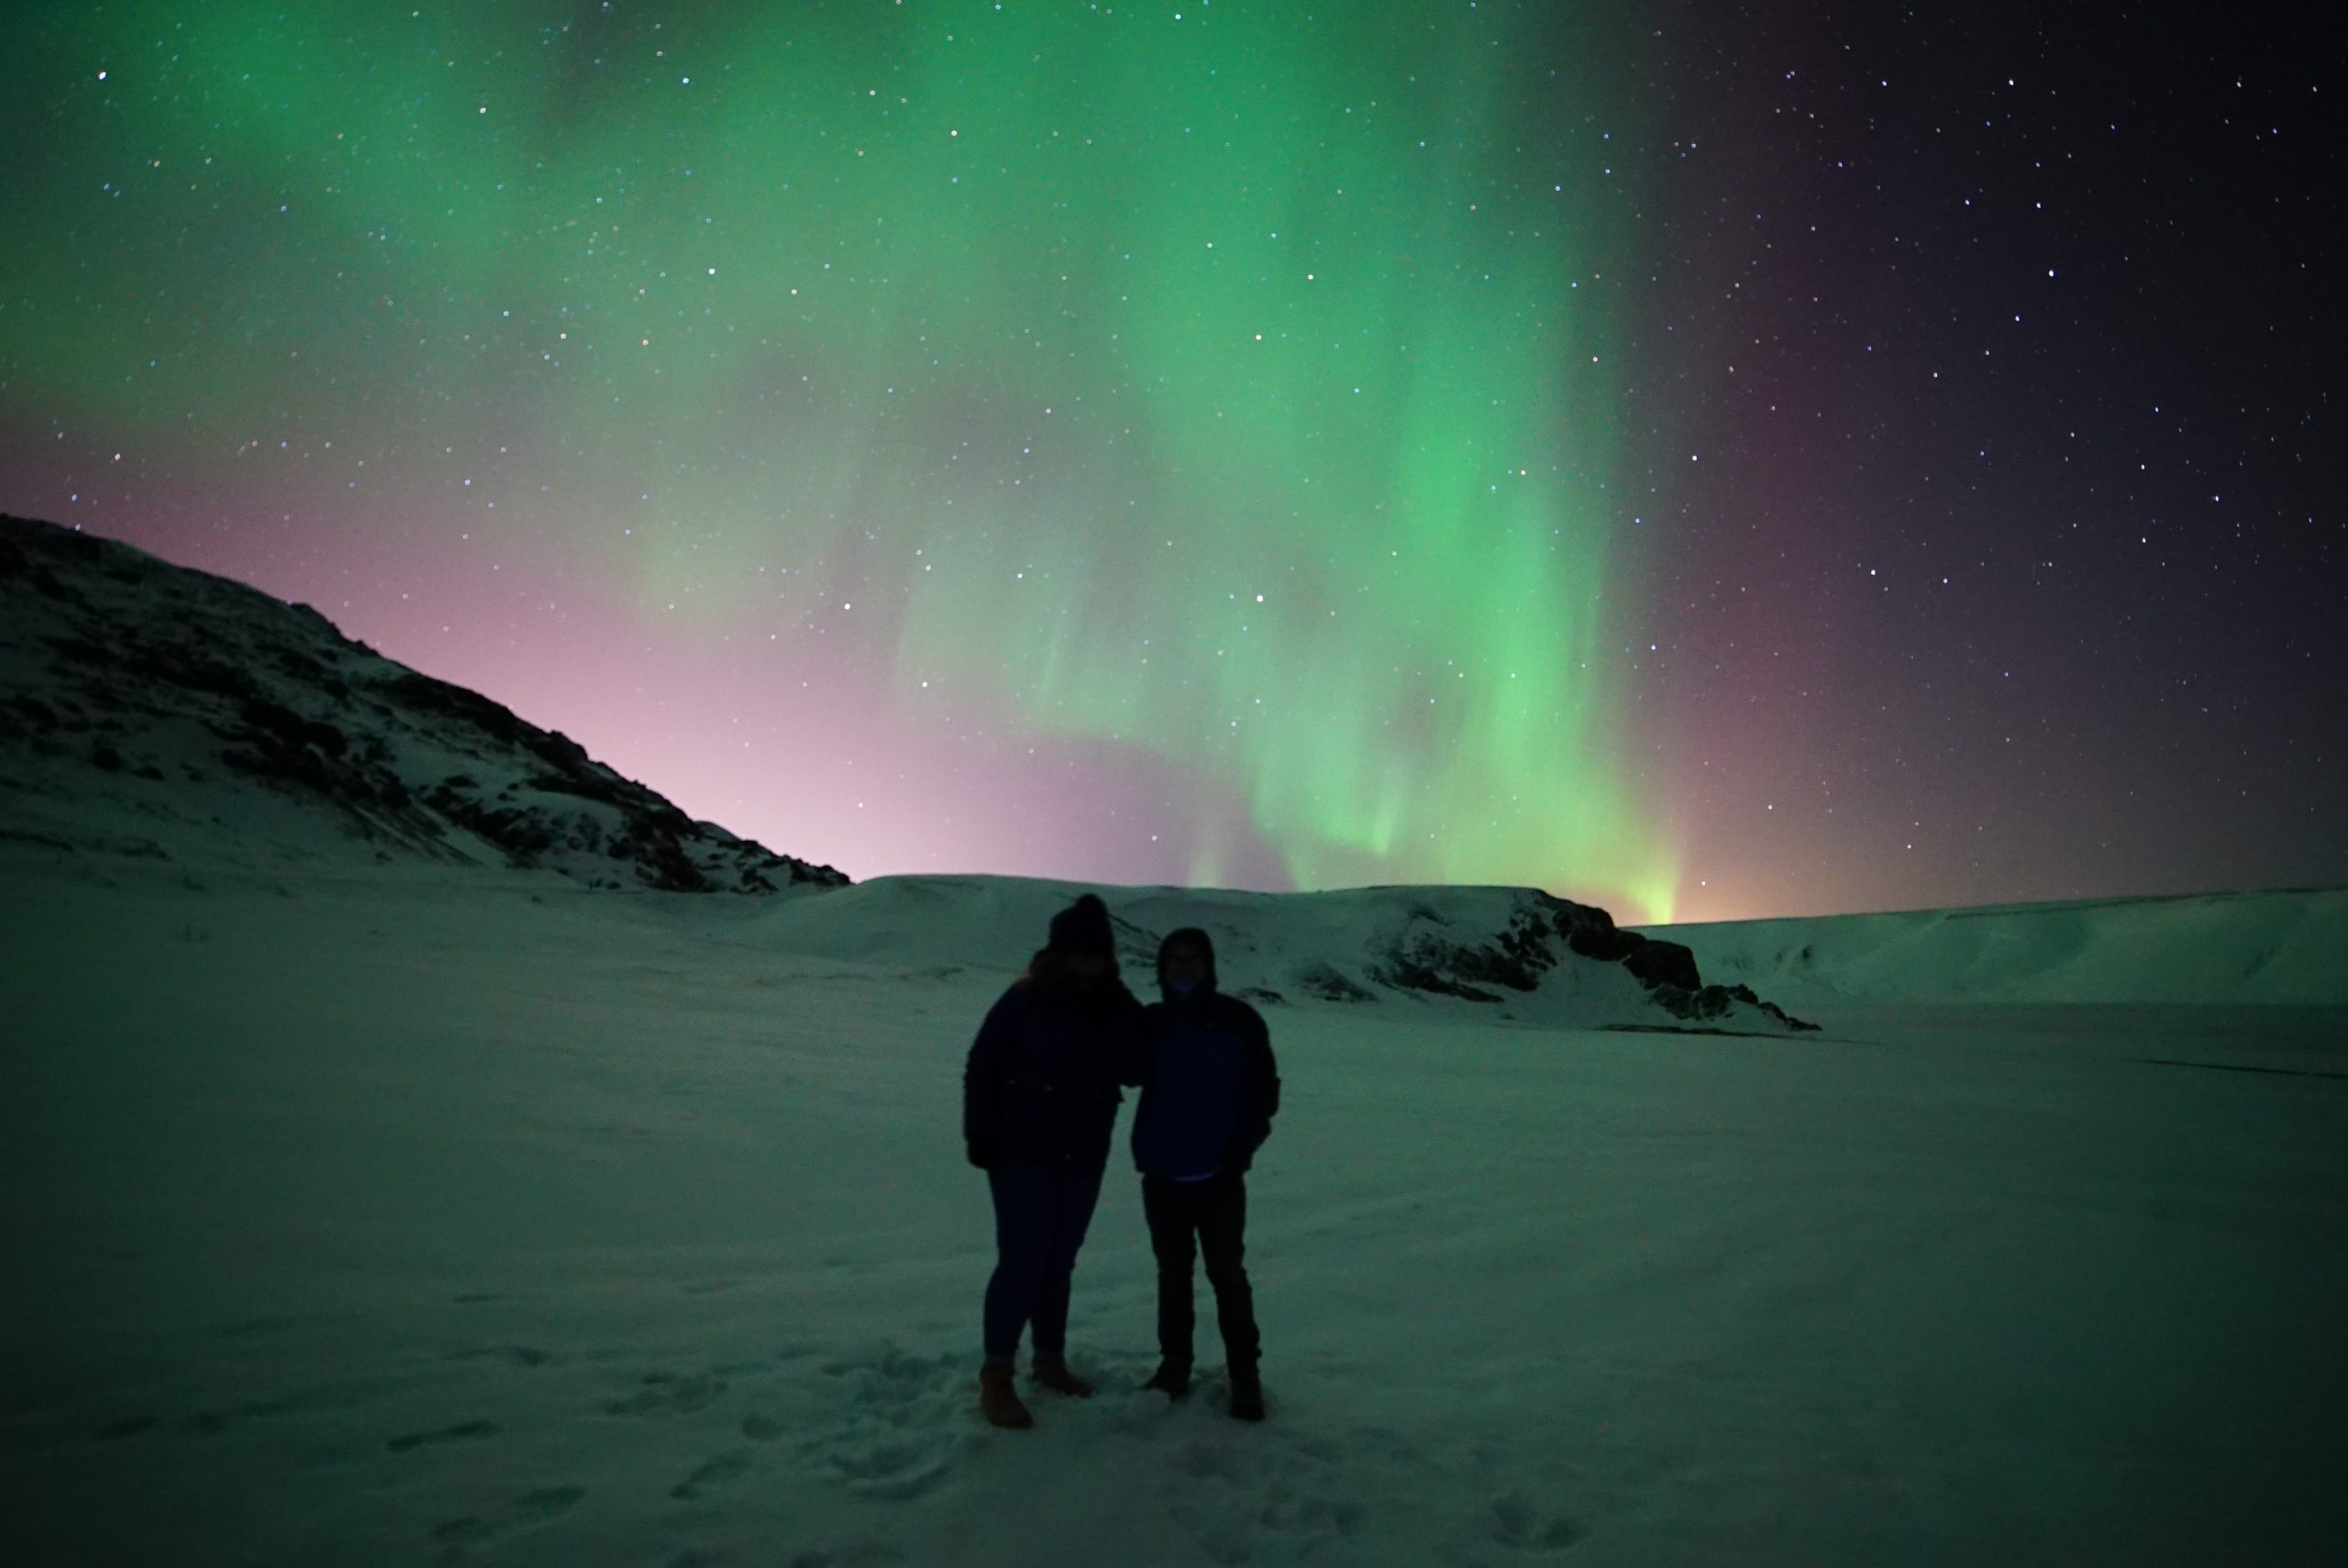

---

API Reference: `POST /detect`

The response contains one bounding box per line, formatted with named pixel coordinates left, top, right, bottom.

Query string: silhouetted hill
left=0, top=513, right=846, bottom=892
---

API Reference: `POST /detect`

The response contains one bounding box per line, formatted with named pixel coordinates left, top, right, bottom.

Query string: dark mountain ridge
left=0, top=513, right=845, bottom=892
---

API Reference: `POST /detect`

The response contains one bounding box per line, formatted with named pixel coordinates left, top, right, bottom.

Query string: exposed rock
left=1360, top=889, right=1818, bottom=1031
left=1294, top=962, right=1380, bottom=1004
left=0, top=513, right=846, bottom=893
left=1622, top=939, right=1702, bottom=994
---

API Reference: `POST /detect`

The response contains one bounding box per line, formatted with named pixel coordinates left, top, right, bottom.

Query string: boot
left=1029, top=1355, right=1096, bottom=1397
left=1227, top=1366, right=1264, bottom=1423
left=979, top=1365, right=1034, bottom=1430
left=1141, top=1360, right=1192, bottom=1401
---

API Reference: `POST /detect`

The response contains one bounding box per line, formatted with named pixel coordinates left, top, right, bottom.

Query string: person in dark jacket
left=1132, top=926, right=1280, bottom=1421
left=962, top=893, right=1144, bottom=1430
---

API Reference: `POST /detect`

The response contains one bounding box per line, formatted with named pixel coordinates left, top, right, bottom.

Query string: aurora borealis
left=3, top=4, right=2340, bottom=921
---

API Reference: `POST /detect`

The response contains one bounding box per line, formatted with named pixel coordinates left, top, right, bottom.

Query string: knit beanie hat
left=1047, top=893, right=1115, bottom=956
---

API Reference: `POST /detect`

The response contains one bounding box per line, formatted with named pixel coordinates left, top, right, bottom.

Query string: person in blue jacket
left=1132, top=926, right=1281, bottom=1421
left=962, top=893, right=1143, bottom=1430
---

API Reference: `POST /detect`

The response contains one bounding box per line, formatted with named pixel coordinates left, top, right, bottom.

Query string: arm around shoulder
left=1113, top=981, right=1151, bottom=1088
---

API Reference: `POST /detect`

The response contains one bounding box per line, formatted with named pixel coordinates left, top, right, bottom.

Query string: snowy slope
left=747, top=874, right=1817, bottom=1033
left=0, top=513, right=1807, bottom=1033
left=1642, top=886, right=2348, bottom=1008
left=0, top=513, right=844, bottom=892
left=5, top=854, right=2343, bottom=1565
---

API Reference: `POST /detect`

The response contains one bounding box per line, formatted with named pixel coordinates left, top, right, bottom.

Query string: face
left=1067, top=950, right=1113, bottom=982
left=1160, top=943, right=1211, bottom=989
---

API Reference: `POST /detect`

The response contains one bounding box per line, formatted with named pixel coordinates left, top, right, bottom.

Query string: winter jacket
left=963, top=960, right=1145, bottom=1175
left=1132, top=988, right=1280, bottom=1179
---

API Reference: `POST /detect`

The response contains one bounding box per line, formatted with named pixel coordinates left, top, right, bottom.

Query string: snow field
left=4, top=856, right=2345, bottom=1565
left=1648, top=886, right=2348, bottom=1010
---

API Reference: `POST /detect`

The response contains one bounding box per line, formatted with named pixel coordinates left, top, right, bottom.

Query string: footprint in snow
left=829, top=1438, right=950, bottom=1502
left=388, top=1419, right=502, bottom=1453
left=1161, top=1397, right=1366, bottom=1565
left=428, top=1485, right=584, bottom=1551
left=603, top=1370, right=727, bottom=1417
left=801, top=1342, right=980, bottom=1501
left=1491, top=1490, right=1584, bottom=1552
left=448, top=1344, right=556, bottom=1368
left=672, top=1451, right=754, bottom=1501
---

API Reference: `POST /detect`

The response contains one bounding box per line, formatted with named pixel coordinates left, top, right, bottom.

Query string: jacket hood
left=1156, top=926, right=1219, bottom=999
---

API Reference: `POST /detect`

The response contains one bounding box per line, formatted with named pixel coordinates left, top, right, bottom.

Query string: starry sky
left=2, top=3, right=2339, bottom=923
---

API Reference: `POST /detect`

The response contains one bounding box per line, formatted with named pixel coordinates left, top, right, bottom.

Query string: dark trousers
left=983, top=1162, right=1103, bottom=1367
left=1142, top=1171, right=1260, bottom=1371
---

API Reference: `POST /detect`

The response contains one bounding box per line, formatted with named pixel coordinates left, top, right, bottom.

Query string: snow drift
left=757, top=874, right=1816, bottom=1032
left=1645, top=886, right=2348, bottom=1009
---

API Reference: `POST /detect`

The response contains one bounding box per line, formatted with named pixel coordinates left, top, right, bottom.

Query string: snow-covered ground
left=6, top=852, right=2344, bottom=1565
left=1643, top=886, right=2348, bottom=1010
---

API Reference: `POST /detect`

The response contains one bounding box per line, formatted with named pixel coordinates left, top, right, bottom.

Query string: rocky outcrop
left=0, top=513, right=845, bottom=892
left=1366, top=889, right=1818, bottom=1030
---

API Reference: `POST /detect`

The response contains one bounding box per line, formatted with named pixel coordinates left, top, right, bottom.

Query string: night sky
left=2, top=3, right=2338, bottom=922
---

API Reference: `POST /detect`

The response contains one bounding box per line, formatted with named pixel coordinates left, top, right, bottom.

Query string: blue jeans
left=983, top=1162, right=1104, bottom=1367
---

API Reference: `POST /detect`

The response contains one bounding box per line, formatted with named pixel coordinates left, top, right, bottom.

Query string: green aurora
left=3, top=2, right=1679, bottom=916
